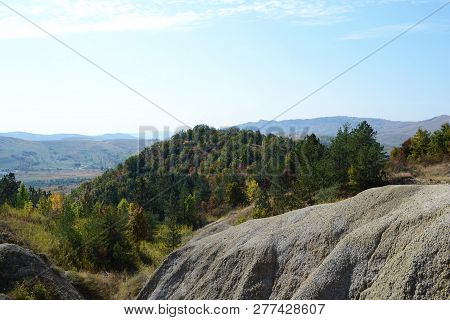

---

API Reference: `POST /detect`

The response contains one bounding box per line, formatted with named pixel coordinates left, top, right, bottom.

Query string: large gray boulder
left=138, top=185, right=450, bottom=300
left=0, top=244, right=82, bottom=299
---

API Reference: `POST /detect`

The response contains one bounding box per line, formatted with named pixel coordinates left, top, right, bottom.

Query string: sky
left=0, top=0, right=449, bottom=135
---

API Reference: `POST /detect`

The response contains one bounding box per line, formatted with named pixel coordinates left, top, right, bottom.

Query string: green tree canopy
left=0, top=173, right=20, bottom=206
left=16, top=182, right=30, bottom=209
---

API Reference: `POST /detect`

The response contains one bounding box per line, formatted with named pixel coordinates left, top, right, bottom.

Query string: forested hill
left=75, top=122, right=387, bottom=227
left=238, top=115, right=449, bottom=149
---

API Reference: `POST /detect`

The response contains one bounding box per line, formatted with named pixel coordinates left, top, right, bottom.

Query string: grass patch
left=8, top=280, right=59, bottom=300
left=67, top=271, right=124, bottom=300
left=116, top=267, right=154, bottom=299
left=0, top=205, right=57, bottom=258
left=312, top=185, right=344, bottom=204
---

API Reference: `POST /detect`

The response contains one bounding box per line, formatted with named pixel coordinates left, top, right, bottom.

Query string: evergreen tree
left=226, top=181, right=246, bottom=207
left=93, top=205, right=135, bottom=271
left=159, top=216, right=182, bottom=251
left=54, top=201, right=83, bottom=268
left=347, top=121, right=386, bottom=191
left=16, top=182, right=30, bottom=209
left=37, top=195, right=51, bottom=215
left=0, top=173, right=20, bottom=206
left=183, top=193, right=198, bottom=226
left=328, top=124, right=352, bottom=186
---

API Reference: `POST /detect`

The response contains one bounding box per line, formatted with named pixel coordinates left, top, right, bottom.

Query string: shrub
left=127, top=203, right=149, bottom=242
left=246, top=179, right=259, bottom=204
left=252, top=188, right=271, bottom=219
left=235, top=216, right=249, bottom=225
left=157, top=218, right=182, bottom=251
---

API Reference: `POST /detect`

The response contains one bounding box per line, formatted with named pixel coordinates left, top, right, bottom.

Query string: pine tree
left=37, top=195, right=51, bottom=215
left=0, top=173, right=20, bottom=206
left=328, top=124, right=352, bottom=186
left=226, top=181, right=246, bottom=207
left=159, top=216, right=182, bottom=251
left=347, top=121, right=386, bottom=191
left=16, top=182, right=30, bottom=209
left=183, top=193, right=198, bottom=226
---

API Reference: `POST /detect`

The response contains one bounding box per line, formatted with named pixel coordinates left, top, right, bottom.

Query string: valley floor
left=8, top=169, right=104, bottom=193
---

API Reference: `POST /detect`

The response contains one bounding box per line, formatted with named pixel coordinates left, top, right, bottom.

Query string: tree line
left=389, top=123, right=449, bottom=170
left=76, top=121, right=387, bottom=225
left=0, top=121, right=395, bottom=272
left=0, top=173, right=51, bottom=211
left=0, top=172, right=183, bottom=272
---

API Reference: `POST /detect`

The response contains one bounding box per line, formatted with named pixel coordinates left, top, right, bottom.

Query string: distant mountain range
left=0, top=132, right=137, bottom=141
left=1, top=115, right=448, bottom=171
left=0, top=137, right=154, bottom=171
left=237, top=115, right=449, bottom=148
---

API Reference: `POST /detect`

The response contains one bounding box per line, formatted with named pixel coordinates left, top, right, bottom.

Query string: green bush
left=235, top=216, right=249, bottom=225
left=156, top=218, right=182, bottom=252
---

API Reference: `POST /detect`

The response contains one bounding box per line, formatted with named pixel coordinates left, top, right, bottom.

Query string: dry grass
left=387, top=162, right=450, bottom=185
left=228, top=206, right=254, bottom=225
left=67, top=271, right=124, bottom=300
left=116, top=267, right=154, bottom=299
left=0, top=205, right=57, bottom=257
left=414, top=162, right=450, bottom=184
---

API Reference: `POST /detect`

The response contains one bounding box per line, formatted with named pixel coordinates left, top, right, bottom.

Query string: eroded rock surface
left=138, top=185, right=450, bottom=300
left=0, top=243, right=82, bottom=299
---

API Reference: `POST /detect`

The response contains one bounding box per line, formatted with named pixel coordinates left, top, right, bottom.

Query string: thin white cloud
left=0, top=0, right=432, bottom=39
left=338, top=22, right=440, bottom=40
left=216, top=0, right=352, bottom=23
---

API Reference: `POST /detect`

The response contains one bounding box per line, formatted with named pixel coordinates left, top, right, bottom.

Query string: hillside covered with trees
left=1, top=121, right=449, bottom=299
left=390, top=123, right=449, bottom=168
left=76, top=122, right=387, bottom=225
left=387, top=123, right=449, bottom=184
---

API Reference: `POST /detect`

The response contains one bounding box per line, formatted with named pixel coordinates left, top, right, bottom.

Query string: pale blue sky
left=0, top=0, right=449, bottom=134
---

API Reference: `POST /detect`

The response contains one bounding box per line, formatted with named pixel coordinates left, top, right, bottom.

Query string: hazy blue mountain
left=0, top=132, right=137, bottom=141
left=237, top=115, right=449, bottom=148
left=0, top=137, right=154, bottom=171
left=1, top=115, right=448, bottom=171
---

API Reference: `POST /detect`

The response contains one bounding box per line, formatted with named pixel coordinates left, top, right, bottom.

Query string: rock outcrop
left=138, top=185, right=450, bottom=300
left=0, top=244, right=82, bottom=299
